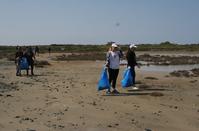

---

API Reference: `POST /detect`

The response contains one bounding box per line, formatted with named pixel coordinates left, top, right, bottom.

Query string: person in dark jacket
left=35, top=46, right=39, bottom=56
left=15, top=47, right=23, bottom=76
left=24, top=47, right=35, bottom=75
left=126, top=44, right=140, bottom=89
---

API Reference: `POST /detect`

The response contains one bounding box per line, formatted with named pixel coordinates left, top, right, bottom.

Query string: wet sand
left=0, top=53, right=199, bottom=131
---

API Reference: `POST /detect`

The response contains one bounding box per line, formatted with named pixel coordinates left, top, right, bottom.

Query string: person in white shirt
left=105, top=43, right=123, bottom=94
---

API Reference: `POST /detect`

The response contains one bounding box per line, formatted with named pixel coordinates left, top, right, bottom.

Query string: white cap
left=112, top=43, right=118, bottom=48
left=129, top=44, right=137, bottom=48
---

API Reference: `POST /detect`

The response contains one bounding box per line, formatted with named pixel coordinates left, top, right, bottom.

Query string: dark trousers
left=108, top=68, right=119, bottom=89
left=16, top=58, right=21, bottom=75
left=27, top=60, right=34, bottom=75
left=130, top=67, right=136, bottom=85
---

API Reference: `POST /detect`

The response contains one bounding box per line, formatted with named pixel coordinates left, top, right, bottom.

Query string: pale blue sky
left=0, top=0, right=199, bottom=45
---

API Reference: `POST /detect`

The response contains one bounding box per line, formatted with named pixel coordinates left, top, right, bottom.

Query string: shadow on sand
left=127, top=88, right=172, bottom=92
left=102, top=92, right=152, bottom=96
left=18, top=74, right=46, bottom=77
left=102, top=88, right=172, bottom=96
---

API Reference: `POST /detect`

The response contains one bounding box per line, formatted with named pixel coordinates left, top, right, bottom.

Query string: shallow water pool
left=138, top=64, right=199, bottom=72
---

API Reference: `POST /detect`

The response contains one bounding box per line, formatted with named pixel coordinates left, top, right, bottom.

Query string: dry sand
left=0, top=53, right=199, bottom=131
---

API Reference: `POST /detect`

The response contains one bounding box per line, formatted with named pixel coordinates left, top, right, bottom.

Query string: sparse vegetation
left=0, top=42, right=199, bottom=61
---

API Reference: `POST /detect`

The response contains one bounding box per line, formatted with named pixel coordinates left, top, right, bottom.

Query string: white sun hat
left=112, top=43, right=118, bottom=48
left=129, top=44, right=137, bottom=48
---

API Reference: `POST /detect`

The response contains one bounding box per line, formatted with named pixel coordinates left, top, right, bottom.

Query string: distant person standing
left=48, top=47, right=51, bottom=56
left=24, top=47, right=35, bottom=75
left=126, top=44, right=140, bottom=89
left=35, top=46, right=39, bottom=56
left=105, top=43, right=123, bottom=94
left=15, top=47, right=23, bottom=76
left=16, top=45, right=19, bottom=50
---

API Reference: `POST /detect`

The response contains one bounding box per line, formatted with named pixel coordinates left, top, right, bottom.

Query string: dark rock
left=92, top=101, right=97, bottom=106
left=145, top=128, right=152, bottom=131
left=150, top=92, right=164, bottom=97
left=107, top=125, right=112, bottom=128
left=170, top=70, right=190, bottom=77
left=115, top=123, right=119, bottom=126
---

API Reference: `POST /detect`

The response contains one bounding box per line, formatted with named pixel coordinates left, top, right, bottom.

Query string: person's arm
left=134, top=54, right=141, bottom=68
left=33, top=52, right=36, bottom=60
left=30, top=51, right=35, bottom=60
left=119, top=50, right=124, bottom=58
left=126, top=51, right=130, bottom=67
left=15, top=52, right=18, bottom=63
left=105, top=51, right=110, bottom=67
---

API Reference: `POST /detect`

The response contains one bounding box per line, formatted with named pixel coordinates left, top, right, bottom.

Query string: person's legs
left=16, top=65, right=20, bottom=76
left=26, top=69, right=29, bottom=75
left=112, top=69, right=119, bottom=89
left=31, top=64, right=34, bottom=75
left=107, top=68, right=114, bottom=93
left=16, top=59, right=21, bottom=76
left=108, top=68, right=113, bottom=85
left=130, top=67, right=136, bottom=85
left=130, top=67, right=139, bottom=90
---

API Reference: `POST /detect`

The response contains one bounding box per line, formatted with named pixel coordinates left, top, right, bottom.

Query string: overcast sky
left=0, top=0, right=199, bottom=45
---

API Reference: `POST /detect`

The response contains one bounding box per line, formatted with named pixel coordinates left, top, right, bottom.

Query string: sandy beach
left=0, top=53, right=199, bottom=131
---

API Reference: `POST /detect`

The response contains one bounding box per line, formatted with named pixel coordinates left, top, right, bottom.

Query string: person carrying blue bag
left=23, top=46, right=35, bottom=76
left=105, top=43, right=123, bottom=94
left=126, top=44, right=140, bottom=89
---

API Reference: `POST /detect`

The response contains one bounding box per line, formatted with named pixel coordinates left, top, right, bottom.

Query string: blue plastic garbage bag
left=123, top=68, right=128, bottom=78
left=97, top=67, right=110, bottom=91
left=121, top=68, right=133, bottom=88
left=20, top=57, right=29, bottom=70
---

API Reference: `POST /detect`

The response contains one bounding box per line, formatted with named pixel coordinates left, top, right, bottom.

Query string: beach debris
left=144, top=77, right=158, bottom=80
left=26, top=128, right=36, bottom=131
left=138, top=54, right=199, bottom=65
left=138, top=84, right=151, bottom=89
left=45, top=122, right=65, bottom=129
left=107, top=125, right=112, bottom=128
left=190, top=80, right=197, bottom=83
left=170, top=68, right=199, bottom=77
left=0, top=82, right=15, bottom=93
left=145, top=128, right=152, bottom=131
left=92, top=101, right=97, bottom=106
left=115, top=123, right=119, bottom=126
left=0, top=74, right=5, bottom=78
left=131, top=119, right=139, bottom=125
left=191, top=68, right=199, bottom=77
left=170, top=70, right=190, bottom=77
left=150, top=92, right=164, bottom=97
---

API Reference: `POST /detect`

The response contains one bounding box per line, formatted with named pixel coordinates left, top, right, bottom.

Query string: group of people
left=15, top=43, right=137, bottom=91
left=105, top=43, right=140, bottom=94
left=15, top=46, right=35, bottom=76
